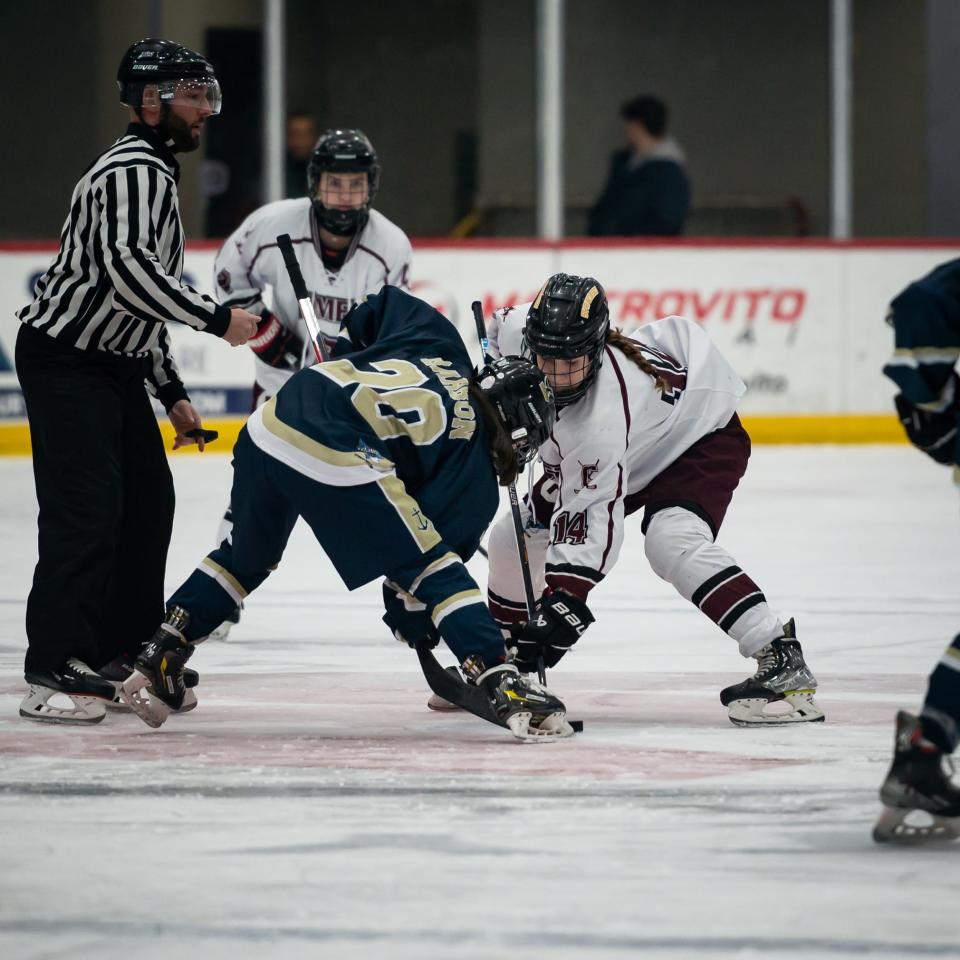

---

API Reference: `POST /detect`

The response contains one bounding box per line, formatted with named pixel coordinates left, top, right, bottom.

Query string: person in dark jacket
left=587, top=95, right=690, bottom=237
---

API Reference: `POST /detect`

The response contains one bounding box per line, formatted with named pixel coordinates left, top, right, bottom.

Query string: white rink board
left=1, top=242, right=959, bottom=417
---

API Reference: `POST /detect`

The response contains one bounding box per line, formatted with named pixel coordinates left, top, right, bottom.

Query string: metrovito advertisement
left=1, top=242, right=957, bottom=425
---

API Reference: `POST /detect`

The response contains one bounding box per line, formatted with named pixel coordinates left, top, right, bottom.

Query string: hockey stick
left=276, top=233, right=329, bottom=363
left=470, top=300, right=546, bottom=686
left=415, top=642, right=507, bottom=730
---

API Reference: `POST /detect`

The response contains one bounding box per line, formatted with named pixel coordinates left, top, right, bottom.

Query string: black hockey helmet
left=117, top=38, right=221, bottom=115
left=523, top=273, right=610, bottom=407
left=307, top=129, right=381, bottom=236
left=474, top=356, right=556, bottom=465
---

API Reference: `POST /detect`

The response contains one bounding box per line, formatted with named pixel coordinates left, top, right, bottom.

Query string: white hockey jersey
left=489, top=303, right=746, bottom=589
left=213, top=198, right=412, bottom=396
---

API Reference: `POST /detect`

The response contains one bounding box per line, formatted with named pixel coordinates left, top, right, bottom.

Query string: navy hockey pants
left=169, top=427, right=443, bottom=643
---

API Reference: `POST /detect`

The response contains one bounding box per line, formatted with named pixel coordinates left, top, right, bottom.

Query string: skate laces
left=753, top=643, right=781, bottom=681
left=65, top=658, right=94, bottom=676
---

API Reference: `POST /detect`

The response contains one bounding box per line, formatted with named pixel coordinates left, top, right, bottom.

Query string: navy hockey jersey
left=244, top=286, right=504, bottom=663
left=883, top=258, right=960, bottom=474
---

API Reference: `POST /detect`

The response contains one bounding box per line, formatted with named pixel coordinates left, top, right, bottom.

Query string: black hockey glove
left=894, top=393, right=958, bottom=465
left=249, top=311, right=304, bottom=369
left=512, top=589, right=594, bottom=673
left=382, top=582, right=440, bottom=650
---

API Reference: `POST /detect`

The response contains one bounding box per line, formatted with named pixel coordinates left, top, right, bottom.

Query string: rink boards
left=2, top=238, right=959, bottom=454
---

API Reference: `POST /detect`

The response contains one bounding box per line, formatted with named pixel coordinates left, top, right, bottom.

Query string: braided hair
left=606, top=328, right=666, bottom=392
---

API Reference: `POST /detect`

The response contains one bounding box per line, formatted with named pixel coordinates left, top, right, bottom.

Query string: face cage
left=308, top=166, right=379, bottom=235
left=512, top=429, right=541, bottom=466
left=523, top=340, right=604, bottom=409
left=310, top=198, right=370, bottom=237
left=126, top=78, right=222, bottom=115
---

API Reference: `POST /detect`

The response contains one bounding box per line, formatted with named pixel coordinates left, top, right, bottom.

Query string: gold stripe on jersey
left=200, top=557, right=248, bottom=603
left=376, top=475, right=442, bottom=553
left=260, top=397, right=394, bottom=472
left=889, top=346, right=960, bottom=363
left=432, top=588, right=484, bottom=627
left=409, top=551, right=462, bottom=596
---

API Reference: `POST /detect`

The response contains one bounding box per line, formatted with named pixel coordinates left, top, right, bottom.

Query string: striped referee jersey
left=17, top=123, right=229, bottom=409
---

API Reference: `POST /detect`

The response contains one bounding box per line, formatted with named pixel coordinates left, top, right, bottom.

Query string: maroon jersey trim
left=600, top=347, right=631, bottom=572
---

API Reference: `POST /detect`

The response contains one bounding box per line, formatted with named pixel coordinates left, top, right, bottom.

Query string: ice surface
left=1, top=447, right=959, bottom=960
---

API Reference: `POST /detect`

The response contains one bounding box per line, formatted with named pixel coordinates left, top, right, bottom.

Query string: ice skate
left=873, top=711, right=960, bottom=844
left=120, top=607, right=197, bottom=729
left=207, top=603, right=241, bottom=642
left=19, top=658, right=116, bottom=725
left=100, top=652, right=198, bottom=715
left=471, top=661, right=575, bottom=742
left=426, top=665, right=465, bottom=711
left=720, top=619, right=824, bottom=725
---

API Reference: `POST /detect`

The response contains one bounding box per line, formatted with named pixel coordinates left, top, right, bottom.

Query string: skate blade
left=206, top=620, right=235, bottom=642
left=873, top=805, right=960, bottom=844
left=119, top=671, right=173, bottom=729
left=105, top=681, right=133, bottom=713
left=727, top=691, right=825, bottom=726
left=507, top=711, right=576, bottom=742
left=19, top=686, right=106, bottom=725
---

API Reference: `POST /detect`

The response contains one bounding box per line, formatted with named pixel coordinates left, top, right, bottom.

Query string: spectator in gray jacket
left=588, top=95, right=690, bottom=237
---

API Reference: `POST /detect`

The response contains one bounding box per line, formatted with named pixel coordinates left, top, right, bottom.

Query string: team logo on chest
left=312, top=294, right=358, bottom=324
left=574, top=459, right=599, bottom=494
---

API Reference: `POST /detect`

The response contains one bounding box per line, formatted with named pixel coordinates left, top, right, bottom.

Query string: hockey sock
left=919, top=633, right=960, bottom=753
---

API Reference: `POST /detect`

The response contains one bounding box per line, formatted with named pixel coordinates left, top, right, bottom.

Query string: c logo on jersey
left=574, top=459, right=599, bottom=494
left=216, top=269, right=232, bottom=293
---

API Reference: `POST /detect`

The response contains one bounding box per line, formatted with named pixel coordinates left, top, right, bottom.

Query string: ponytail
left=606, top=328, right=666, bottom=392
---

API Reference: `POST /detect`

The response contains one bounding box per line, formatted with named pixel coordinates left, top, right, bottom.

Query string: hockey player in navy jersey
left=120, top=287, right=572, bottom=741
left=485, top=273, right=823, bottom=726
left=874, top=258, right=960, bottom=842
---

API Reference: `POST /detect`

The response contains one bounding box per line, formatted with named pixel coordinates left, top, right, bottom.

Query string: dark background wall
left=0, top=0, right=953, bottom=240
left=286, top=0, right=478, bottom=237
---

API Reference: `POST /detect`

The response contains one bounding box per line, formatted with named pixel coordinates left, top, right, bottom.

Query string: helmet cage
left=522, top=274, right=610, bottom=408
left=475, top=356, right=556, bottom=466
left=308, top=130, right=381, bottom=236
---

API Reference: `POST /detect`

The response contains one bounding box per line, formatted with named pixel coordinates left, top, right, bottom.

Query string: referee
left=15, top=38, right=259, bottom=724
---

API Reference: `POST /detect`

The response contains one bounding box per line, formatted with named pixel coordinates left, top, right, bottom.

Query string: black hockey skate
left=873, top=711, right=960, bottom=844
left=20, top=658, right=117, bottom=724
left=119, top=607, right=197, bottom=729
left=100, top=652, right=199, bottom=715
left=465, top=658, right=574, bottom=742
left=720, top=619, right=824, bottom=725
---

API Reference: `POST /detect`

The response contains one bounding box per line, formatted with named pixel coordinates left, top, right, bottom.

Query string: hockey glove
left=382, top=582, right=440, bottom=650
left=249, top=312, right=304, bottom=369
left=512, top=589, right=594, bottom=673
left=894, top=393, right=958, bottom=465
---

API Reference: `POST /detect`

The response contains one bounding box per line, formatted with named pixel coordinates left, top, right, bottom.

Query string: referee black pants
left=16, top=324, right=175, bottom=674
